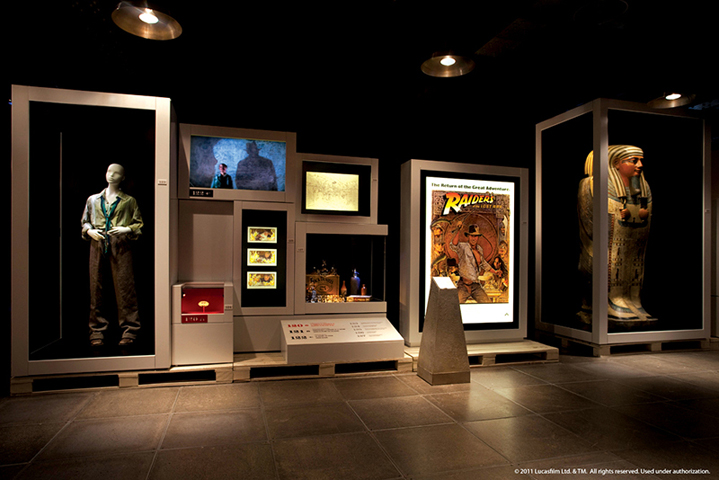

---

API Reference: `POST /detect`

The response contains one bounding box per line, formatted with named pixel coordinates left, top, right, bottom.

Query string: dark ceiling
left=10, top=0, right=719, bottom=158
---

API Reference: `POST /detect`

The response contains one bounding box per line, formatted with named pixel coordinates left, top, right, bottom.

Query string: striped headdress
left=584, top=145, right=649, bottom=200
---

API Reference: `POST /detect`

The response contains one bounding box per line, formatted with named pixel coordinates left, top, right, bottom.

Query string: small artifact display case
left=172, top=282, right=234, bottom=365
left=295, top=222, right=387, bottom=314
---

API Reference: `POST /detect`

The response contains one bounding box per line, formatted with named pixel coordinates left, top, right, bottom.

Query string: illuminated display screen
left=301, top=161, right=370, bottom=216
left=305, top=171, right=360, bottom=212
left=189, top=135, right=286, bottom=192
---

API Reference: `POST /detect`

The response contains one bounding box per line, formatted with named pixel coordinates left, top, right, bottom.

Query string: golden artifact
left=577, top=145, right=655, bottom=327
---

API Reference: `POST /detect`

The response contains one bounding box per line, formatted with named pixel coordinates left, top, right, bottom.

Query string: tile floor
left=1, top=349, right=718, bottom=480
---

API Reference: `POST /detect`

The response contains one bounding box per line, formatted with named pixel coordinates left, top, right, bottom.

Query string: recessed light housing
left=421, top=52, right=475, bottom=78
left=112, top=1, right=182, bottom=40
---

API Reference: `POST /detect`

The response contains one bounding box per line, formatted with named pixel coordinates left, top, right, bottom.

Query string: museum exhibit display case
left=535, top=98, right=711, bottom=354
left=295, top=222, right=388, bottom=315
left=172, top=282, right=234, bottom=365
left=400, top=159, right=529, bottom=347
left=11, top=85, right=174, bottom=375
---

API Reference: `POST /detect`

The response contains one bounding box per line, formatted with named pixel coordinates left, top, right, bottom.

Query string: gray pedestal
left=417, top=277, right=470, bottom=385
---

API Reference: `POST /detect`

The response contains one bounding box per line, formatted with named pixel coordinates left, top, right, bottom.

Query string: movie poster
left=424, top=176, right=514, bottom=324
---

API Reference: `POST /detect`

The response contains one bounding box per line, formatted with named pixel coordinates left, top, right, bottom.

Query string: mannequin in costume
left=81, top=164, right=143, bottom=347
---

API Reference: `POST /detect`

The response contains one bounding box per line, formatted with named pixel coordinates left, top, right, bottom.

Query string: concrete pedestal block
left=417, top=277, right=470, bottom=385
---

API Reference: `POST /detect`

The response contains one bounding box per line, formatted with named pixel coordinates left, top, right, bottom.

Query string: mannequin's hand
left=87, top=229, right=105, bottom=241
left=107, top=226, right=131, bottom=236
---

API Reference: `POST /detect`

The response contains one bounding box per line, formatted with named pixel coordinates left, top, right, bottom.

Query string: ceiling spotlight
left=439, top=56, right=457, bottom=67
left=139, top=9, right=159, bottom=24
left=421, top=51, right=475, bottom=78
left=112, top=1, right=182, bottom=40
left=647, top=92, right=695, bottom=109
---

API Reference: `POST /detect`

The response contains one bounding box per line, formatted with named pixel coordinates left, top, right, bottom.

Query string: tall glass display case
left=11, top=86, right=174, bottom=376
left=535, top=99, right=710, bottom=354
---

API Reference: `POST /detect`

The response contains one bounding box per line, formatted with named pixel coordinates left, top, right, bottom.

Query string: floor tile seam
left=512, top=450, right=628, bottom=468
left=44, top=390, right=100, bottom=423
left=268, top=429, right=383, bottom=444
left=343, top=395, right=390, bottom=433
left=408, top=461, right=517, bottom=479
left=550, top=382, right=644, bottom=407
left=662, top=373, right=719, bottom=392
left=357, top=426, right=420, bottom=479
left=160, top=438, right=272, bottom=452
left=67, top=412, right=173, bottom=424
left=336, top=392, right=422, bottom=402
left=353, top=395, right=461, bottom=434
left=345, top=394, right=458, bottom=432
left=392, top=373, right=432, bottom=395
left=361, top=420, right=458, bottom=434
left=20, top=397, right=98, bottom=468
left=255, top=376, right=298, bottom=468
left=661, top=397, right=719, bottom=418
left=416, top=384, right=539, bottom=415
left=535, top=406, right=637, bottom=437
left=604, top=362, right=709, bottom=377
left=541, top=407, right=692, bottom=446
left=488, top=383, right=606, bottom=414
left=473, top=391, right=546, bottom=416
left=144, top=389, right=181, bottom=480
left=452, top=417, right=514, bottom=465
left=26, top=448, right=162, bottom=463
left=169, top=406, right=264, bottom=416
left=597, top=437, right=691, bottom=456
left=604, top=404, right=719, bottom=442
left=257, top=394, right=283, bottom=480
left=688, top=436, right=719, bottom=454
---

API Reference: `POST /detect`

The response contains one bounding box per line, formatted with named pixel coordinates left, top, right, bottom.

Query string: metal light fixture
left=647, top=92, right=695, bottom=109
left=112, top=1, right=182, bottom=40
left=421, top=51, right=475, bottom=78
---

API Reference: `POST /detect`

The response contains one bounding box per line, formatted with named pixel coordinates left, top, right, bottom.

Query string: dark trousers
left=457, top=278, right=489, bottom=304
left=88, top=234, right=140, bottom=340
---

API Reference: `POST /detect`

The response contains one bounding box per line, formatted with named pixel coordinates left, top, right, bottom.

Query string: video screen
left=189, top=135, right=286, bottom=192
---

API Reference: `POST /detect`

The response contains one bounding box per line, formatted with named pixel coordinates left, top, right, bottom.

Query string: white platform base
left=280, top=316, right=405, bottom=365
left=172, top=323, right=234, bottom=365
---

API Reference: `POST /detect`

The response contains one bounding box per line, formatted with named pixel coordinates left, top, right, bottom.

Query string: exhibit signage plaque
left=280, top=317, right=404, bottom=364
left=283, top=319, right=398, bottom=342
left=182, top=315, right=208, bottom=324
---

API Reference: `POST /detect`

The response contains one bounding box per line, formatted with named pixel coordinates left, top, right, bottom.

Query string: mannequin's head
left=106, top=164, right=125, bottom=185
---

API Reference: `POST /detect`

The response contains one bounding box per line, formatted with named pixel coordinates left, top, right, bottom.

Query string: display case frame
left=400, top=159, right=529, bottom=347
left=172, top=282, right=234, bottom=366
left=179, top=123, right=297, bottom=203
left=233, top=201, right=295, bottom=316
left=535, top=98, right=711, bottom=348
left=11, top=85, right=174, bottom=376
left=294, top=222, right=388, bottom=315
left=294, top=153, right=379, bottom=224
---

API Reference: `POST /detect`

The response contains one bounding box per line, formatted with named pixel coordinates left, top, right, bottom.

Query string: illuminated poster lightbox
left=424, top=176, right=515, bottom=325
